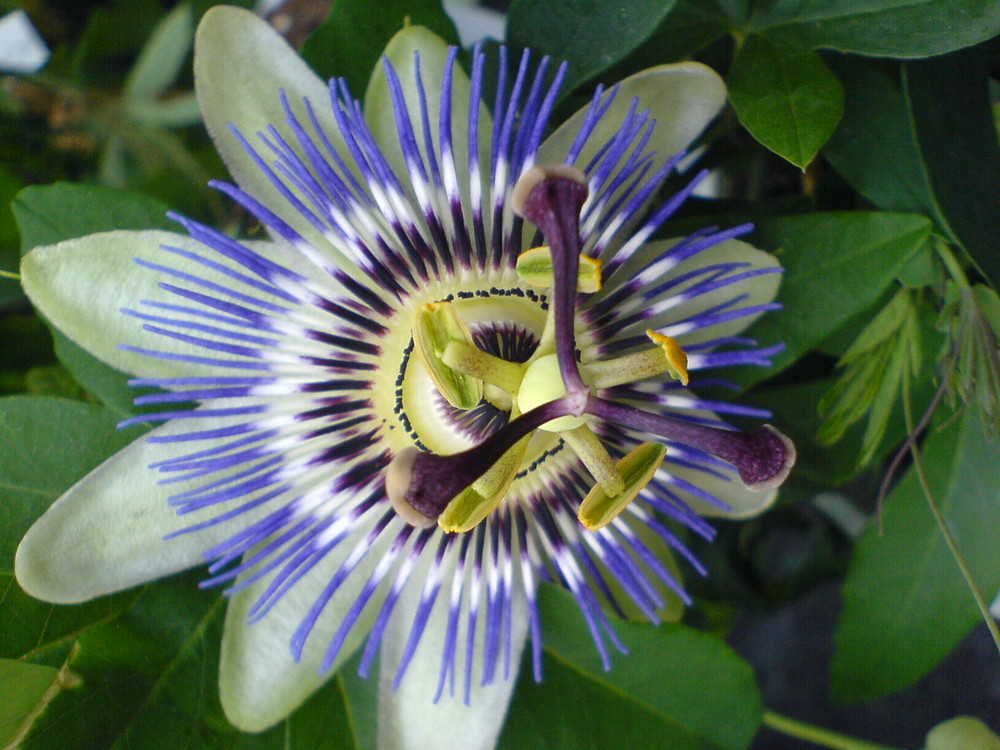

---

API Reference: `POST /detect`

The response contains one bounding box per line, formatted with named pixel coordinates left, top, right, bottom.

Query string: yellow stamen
left=437, top=432, right=531, bottom=533
left=588, top=330, right=690, bottom=389
left=441, top=340, right=525, bottom=394
left=578, top=442, right=667, bottom=530
left=562, top=424, right=625, bottom=496
left=412, top=302, right=484, bottom=410
left=647, top=330, right=689, bottom=385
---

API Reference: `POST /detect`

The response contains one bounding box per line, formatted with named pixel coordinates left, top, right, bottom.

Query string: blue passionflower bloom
left=16, top=7, right=793, bottom=749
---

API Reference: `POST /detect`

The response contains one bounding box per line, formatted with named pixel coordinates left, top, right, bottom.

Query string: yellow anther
left=437, top=433, right=531, bottom=533
left=587, top=332, right=690, bottom=389
left=412, top=302, right=484, bottom=410
left=646, top=330, right=689, bottom=386
left=578, top=442, right=667, bottom=530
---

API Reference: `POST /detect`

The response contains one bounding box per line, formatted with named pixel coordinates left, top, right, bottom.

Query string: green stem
left=0, top=270, right=20, bottom=280
left=902, top=385, right=1000, bottom=657
left=763, top=710, right=905, bottom=750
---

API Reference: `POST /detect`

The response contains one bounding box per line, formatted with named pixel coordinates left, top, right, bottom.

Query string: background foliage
left=1, top=0, right=999, bottom=748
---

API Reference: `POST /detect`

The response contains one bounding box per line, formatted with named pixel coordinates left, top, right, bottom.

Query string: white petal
left=625, top=237, right=782, bottom=345
left=15, top=413, right=275, bottom=603
left=219, top=510, right=397, bottom=731
left=667, top=459, right=778, bottom=520
left=365, top=25, right=491, bottom=209
left=194, top=6, right=352, bottom=264
left=537, top=62, right=727, bottom=173
left=533, top=63, right=727, bottom=254
left=377, top=553, right=528, bottom=750
left=21, top=230, right=308, bottom=380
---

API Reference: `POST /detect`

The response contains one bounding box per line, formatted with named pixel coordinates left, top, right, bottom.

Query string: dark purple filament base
left=400, top=397, right=574, bottom=521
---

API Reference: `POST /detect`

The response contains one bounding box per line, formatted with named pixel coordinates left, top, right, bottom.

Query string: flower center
left=385, top=166, right=795, bottom=534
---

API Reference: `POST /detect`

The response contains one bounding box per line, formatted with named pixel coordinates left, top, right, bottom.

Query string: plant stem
left=875, top=357, right=953, bottom=529
left=901, top=389, right=1000, bottom=657
left=762, top=710, right=904, bottom=750
left=0, top=270, right=20, bottom=280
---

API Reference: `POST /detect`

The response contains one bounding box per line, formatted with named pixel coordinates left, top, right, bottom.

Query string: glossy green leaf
left=500, top=653, right=704, bottom=750
left=16, top=573, right=361, bottom=750
left=51, top=330, right=140, bottom=418
left=13, top=183, right=174, bottom=254
left=0, top=396, right=144, bottom=571
left=0, top=397, right=144, bottom=659
left=750, top=0, right=1000, bottom=58
left=301, top=0, right=459, bottom=95
left=603, top=0, right=731, bottom=75
left=833, top=409, right=1000, bottom=703
left=13, top=184, right=174, bottom=414
left=507, top=0, right=678, bottom=92
left=729, top=34, right=843, bottom=169
left=824, top=49, right=1000, bottom=285
left=0, top=657, right=60, bottom=747
left=534, top=584, right=763, bottom=750
left=742, top=212, right=933, bottom=383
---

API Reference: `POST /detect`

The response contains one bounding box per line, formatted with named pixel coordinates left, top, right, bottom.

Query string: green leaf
left=0, top=167, right=25, bottom=309
left=833, top=409, right=1000, bottom=703
left=0, top=396, right=144, bottom=571
left=750, top=0, right=1000, bottom=58
left=742, top=212, right=933, bottom=384
left=602, top=0, right=731, bottom=76
left=501, top=653, right=705, bottom=750
left=123, top=2, right=195, bottom=102
left=0, top=397, right=144, bottom=660
left=823, top=48, right=1000, bottom=286
left=22, top=365, right=86, bottom=401
left=941, top=284, right=1000, bottom=435
left=300, top=0, right=459, bottom=95
left=817, top=288, right=923, bottom=465
left=13, top=183, right=174, bottom=253
left=13, top=184, right=174, bottom=414
left=0, top=657, right=61, bottom=747
left=532, top=584, right=763, bottom=750
left=51, top=330, right=140, bottom=418
left=17, top=575, right=359, bottom=750
left=0, top=576, right=136, bottom=661
left=728, top=34, right=843, bottom=169
left=70, top=0, right=164, bottom=86
left=507, top=0, right=678, bottom=92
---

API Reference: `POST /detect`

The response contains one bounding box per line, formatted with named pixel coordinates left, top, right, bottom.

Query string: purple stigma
left=587, top=398, right=796, bottom=491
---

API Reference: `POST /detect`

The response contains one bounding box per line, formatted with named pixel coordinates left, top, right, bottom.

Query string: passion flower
left=16, top=8, right=793, bottom=750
